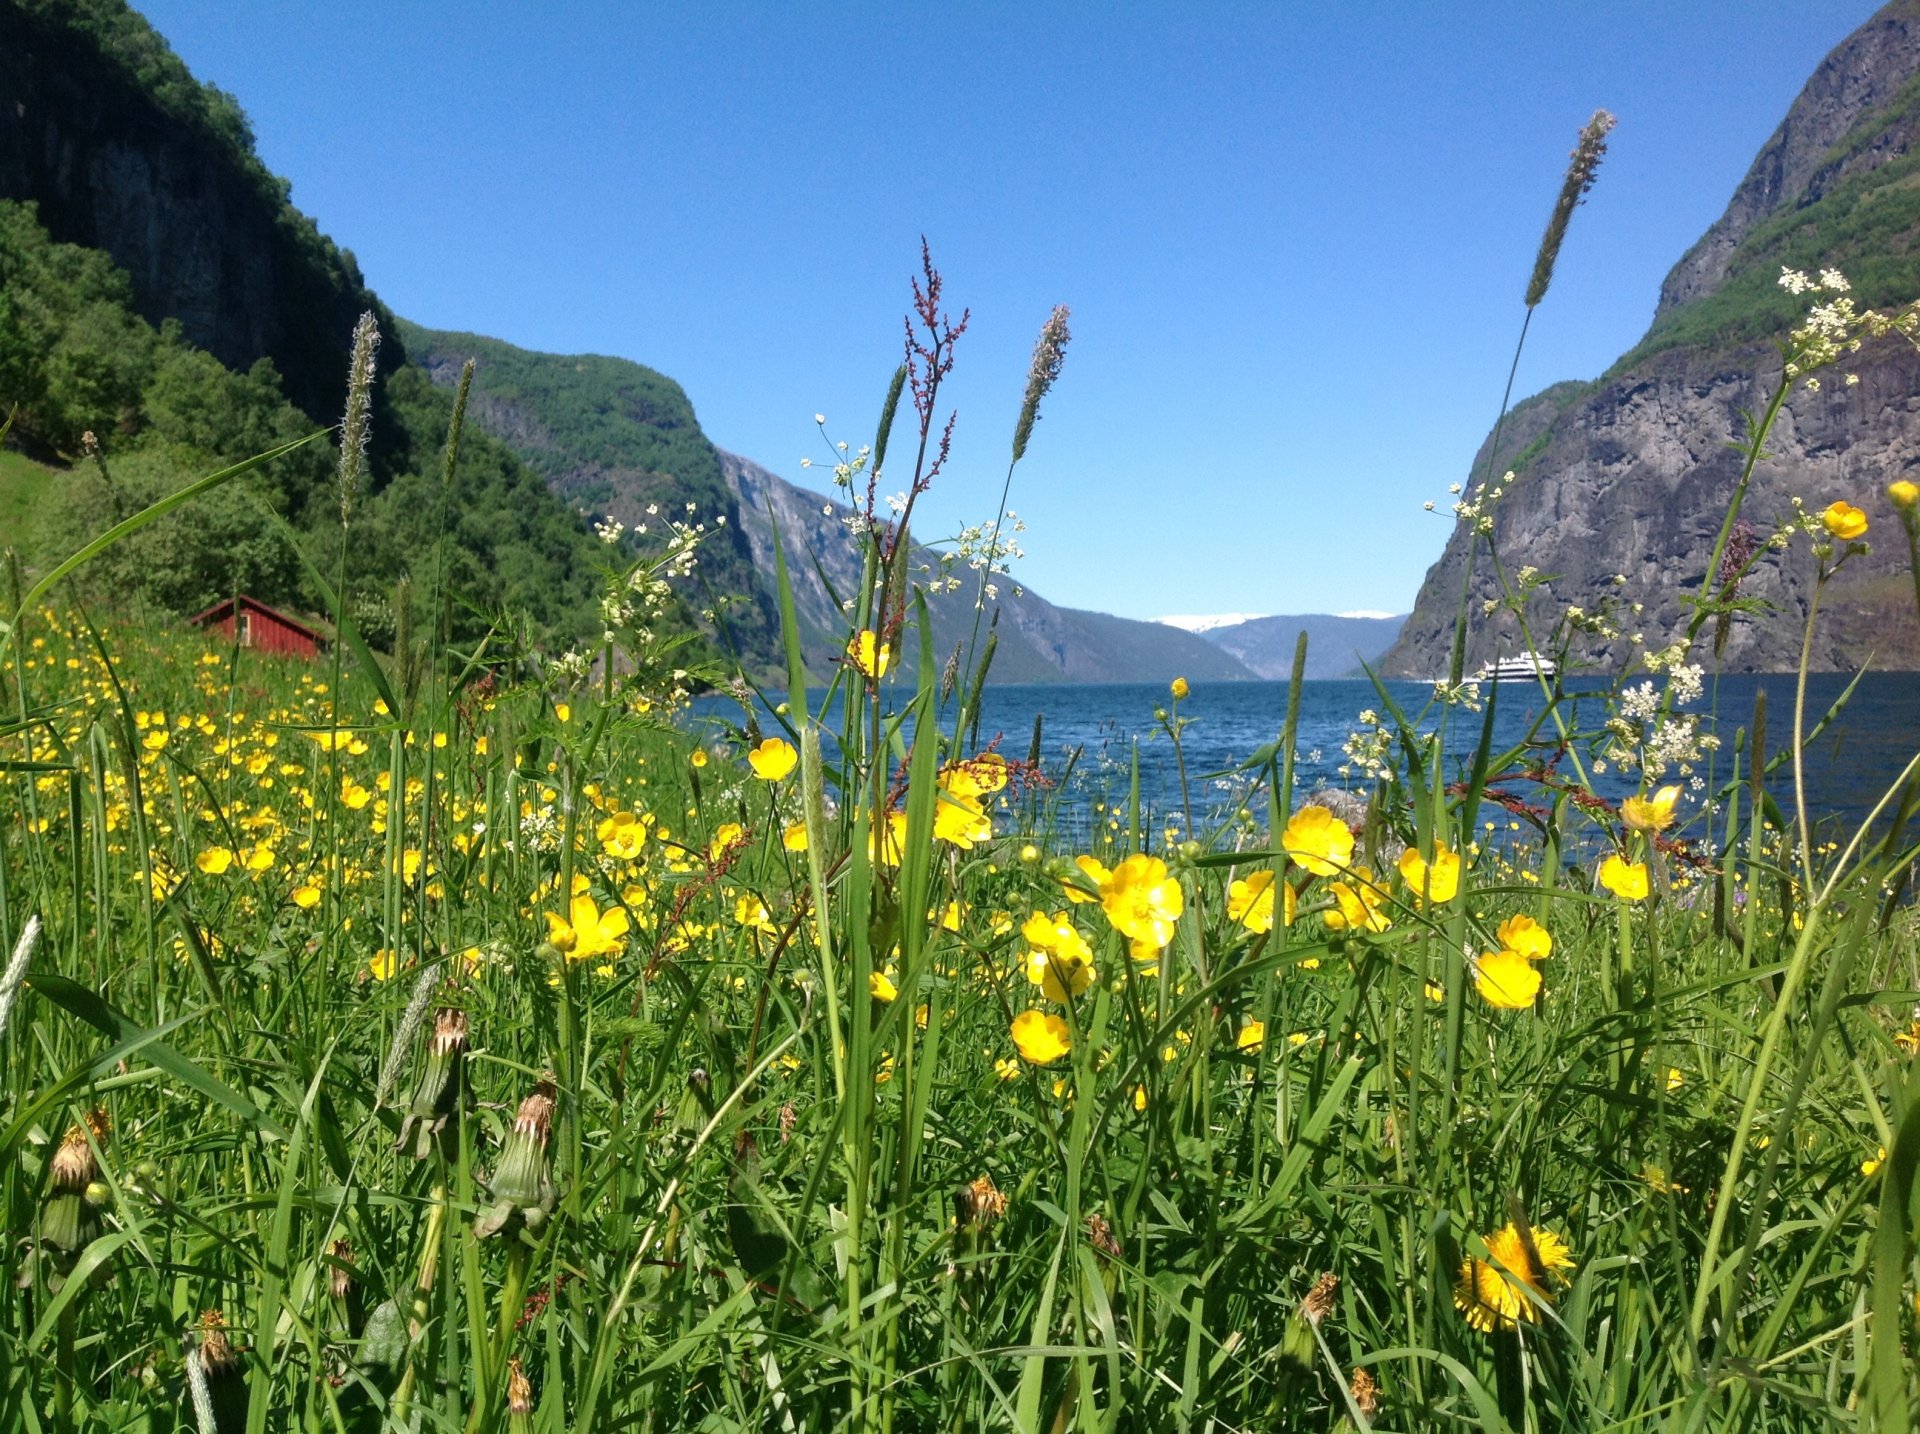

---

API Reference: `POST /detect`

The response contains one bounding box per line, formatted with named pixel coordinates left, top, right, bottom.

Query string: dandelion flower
left=1454, top=1221, right=1576, bottom=1332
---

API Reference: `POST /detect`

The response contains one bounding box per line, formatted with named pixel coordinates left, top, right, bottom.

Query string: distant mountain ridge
left=719, top=451, right=1257, bottom=685
left=1383, top=0, right=1920, bottom=677
left=1190, top=613, right=1406, bottom=680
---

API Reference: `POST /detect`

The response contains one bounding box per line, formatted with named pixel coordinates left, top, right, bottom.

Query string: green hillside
left=0, top=199, right=611, bottom=642
left=400, top=323, right=782, bottom=674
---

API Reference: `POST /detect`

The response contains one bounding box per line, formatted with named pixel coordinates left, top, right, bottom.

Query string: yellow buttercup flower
left=1890, top=479, right=1919, bottom=511
left=1620, top=784, right=1681, bottom=833
left=195, top=846, right=235, bottom=875
left=1236, top=1020, right=1265, bottom=1052
left=747, top=738, right=797, bottom=781
left=1863, top=1146, right=1887, bottom=1178
left=1598, top=853, right=1649, bottom=901
left=689, top=747, right=708, bottom=769
left=1399, top=841, right=1461, bottom=906
left=869, top=970, right=899, bottom=1002
left=597, top=810, right=647, bottom=859
left=1099, top=854, right=1183, bottom=956
left=1023, top=911, right=1095, bottom=1002
left=733, top=894, right=777, bottom=934
left=368, top=949, right=400, bottom=982
left=1496, top=913, right=1552, bottom=961
left=1061, top=853, right=1110, bottom=905
left=545, top=893, right=630, bottom=961
left=1282, top=805, right=1354, bottom=877
left=1455, top=1221, right=1575, bottom=1333
left=782, top=821, right=809, bottom=852
left=1227, top=869, right=1294, bottom=933
left=1326, top=868, right=1391, bottom=933
left=941, top=754, right=1010, bottom=800
left=933, top=789, right=992, bottom=848
left=291, top=883, right=321, bottom=910
left=1169, top=676, right=1189, bottom=701
left=1473, top=949, right=1541, bottom=1009
left=848, top=629, right=891, bottom=680
left=1821, top=500, right=1867, bottom=540
left=1010, top=1010, right=1071, bottom=1065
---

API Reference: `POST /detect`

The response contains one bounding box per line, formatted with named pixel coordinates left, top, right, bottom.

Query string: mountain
left=399, top=322, right=782, bottom=673
left=719, top=450, right=1257, bottom=685
left=1383, top=0, right=1920, bottom=677
left=1191, top=613, right=1406, bottom=680
left=0, top=0, right=645, bottom=647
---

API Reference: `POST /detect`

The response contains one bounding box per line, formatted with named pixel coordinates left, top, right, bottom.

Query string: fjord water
left=700, top=674, right=1920, bottom=836
left=964, top=674, right=1920, bottom=834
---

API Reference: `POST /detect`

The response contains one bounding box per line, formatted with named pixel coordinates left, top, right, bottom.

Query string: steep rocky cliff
left=720, top=450, right=1257, bottom=685
left=0, top=0, right=404, bottom=421
left=1384, top=0, right=1920, bottom=677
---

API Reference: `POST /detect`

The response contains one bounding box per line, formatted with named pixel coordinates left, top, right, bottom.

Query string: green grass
left=4, top=251, right=1920, bottom=1434
left=0, top=449, right=58, bottom=562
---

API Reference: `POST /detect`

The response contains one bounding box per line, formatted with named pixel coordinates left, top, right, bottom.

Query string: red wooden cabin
left=189, top=596, right=324, bottom=659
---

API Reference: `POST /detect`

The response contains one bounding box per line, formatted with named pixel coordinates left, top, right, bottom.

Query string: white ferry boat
left=1469, top=655, right=1557, bottom=684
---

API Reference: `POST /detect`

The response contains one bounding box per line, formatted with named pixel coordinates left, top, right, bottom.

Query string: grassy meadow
left=6, top=243, right=1920, bottom=1434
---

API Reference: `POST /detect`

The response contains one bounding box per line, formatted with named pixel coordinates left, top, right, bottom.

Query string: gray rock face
left=0, top=3, right=393, bottom=419
left=1656, top=0, right=1920, bottom=319
left=1385, top=0, right=1920, bottom=677
left=1383, top=335, right=1920, bottom=677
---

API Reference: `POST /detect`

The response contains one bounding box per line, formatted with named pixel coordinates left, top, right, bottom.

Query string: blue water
left=695, top=673, right=1920, bottom=839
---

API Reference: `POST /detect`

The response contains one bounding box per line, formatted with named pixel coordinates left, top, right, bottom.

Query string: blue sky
left=137, top=0, right=1881, bottom=621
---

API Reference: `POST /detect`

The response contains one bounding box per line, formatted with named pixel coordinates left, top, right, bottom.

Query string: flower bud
left=395, top=1008, right=469, bottom=1160
left=475, top=1075, right=558, bottom=1240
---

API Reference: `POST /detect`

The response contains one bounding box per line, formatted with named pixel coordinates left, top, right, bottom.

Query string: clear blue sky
left=137, top=0, right=1882, bottom=621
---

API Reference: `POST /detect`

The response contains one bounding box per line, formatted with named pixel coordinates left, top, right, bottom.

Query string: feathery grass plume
left=1011, top=304, right=1072, bottom=463
left=337, top=310, right=381, bottom=524
left=0, top=913, right=40, bottom=1044
left=1525, top=109, right=1615, bottom=308
left=375, top=963, right=441, bottom=1110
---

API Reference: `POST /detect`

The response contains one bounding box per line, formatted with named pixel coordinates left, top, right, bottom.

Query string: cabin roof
left=186, top=595, right=324, bottom=643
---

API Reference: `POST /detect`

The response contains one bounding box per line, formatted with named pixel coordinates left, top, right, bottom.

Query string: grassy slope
left=0, top=449, right=58, bottom=561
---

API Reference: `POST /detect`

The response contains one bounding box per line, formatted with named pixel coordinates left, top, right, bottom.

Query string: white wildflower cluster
left=1778, top=266, right=1920, bottom=391
left=918, top=512, right=1030, bottom=602
left=1453, top=470, right=1516, bottom=535
left=514, top=802, right=560, bottom=854
left=548, top=648, right=592, bottom=681
left=599, top=510, right=708, bottom=642
left=1430, top=679, right=1483, bottom=713
left=1338, top=708, right=1392, bottom=783
left=594, top=517, right=625, bottom=545
left=1562, top=600, right=1621, bottom=642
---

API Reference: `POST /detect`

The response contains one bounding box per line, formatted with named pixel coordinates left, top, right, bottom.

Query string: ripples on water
left=694, top=673, right=1920, bottom=844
